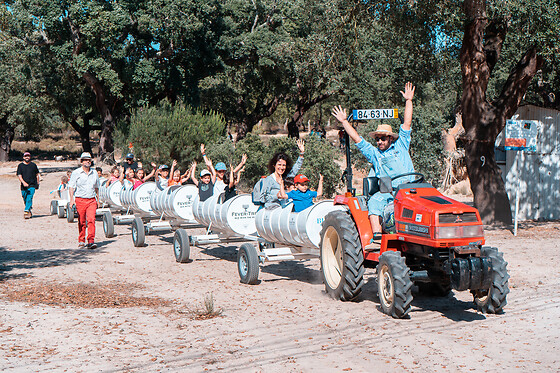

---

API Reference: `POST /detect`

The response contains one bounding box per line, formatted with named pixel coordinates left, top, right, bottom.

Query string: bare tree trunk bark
left=0, top=115, right=14, bottom=162
left=460, top=0, right=542, bottom=225
left=83, top=72, right=115, bottom=163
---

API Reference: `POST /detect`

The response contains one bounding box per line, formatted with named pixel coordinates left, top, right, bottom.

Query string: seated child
left=223, top=165, right=244, bottom=202
left=279, top=173, right=323, bottom=212
left=190, top=161, right=215, bottom=202
left=133, top=162, right=157, bottom=190
left=284, top=176, right=295, bottom=193
left=167, top=160, right=190, bottom=186
left=95, top=167, right=103, bottom=178
left=58, top=175, right=69, bottom=191
left=155, top=164, right=170, bottom=190
left=107, top=166, right=121, bottom=185
left=119, top=167, right=136, bottom=190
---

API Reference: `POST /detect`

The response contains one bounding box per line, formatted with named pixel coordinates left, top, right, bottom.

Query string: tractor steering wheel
left=390, top=172, right=425, bottom=184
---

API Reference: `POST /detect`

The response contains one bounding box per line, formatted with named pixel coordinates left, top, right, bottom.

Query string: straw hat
left=368, top=124, right=398, bottom=140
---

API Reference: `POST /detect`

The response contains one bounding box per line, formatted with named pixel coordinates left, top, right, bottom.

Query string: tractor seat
left=363, top=177, right=380, bottom=198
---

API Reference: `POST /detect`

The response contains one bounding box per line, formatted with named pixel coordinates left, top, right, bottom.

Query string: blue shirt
left=287, top=189, right=317, bottom=212
left=355, top=125, right=414, bottom=184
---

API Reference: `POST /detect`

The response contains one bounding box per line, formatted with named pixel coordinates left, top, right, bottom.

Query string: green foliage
left=123, top=101, right=226, bottom=169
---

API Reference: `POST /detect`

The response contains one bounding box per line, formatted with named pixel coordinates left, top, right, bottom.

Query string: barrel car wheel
left=472, top=246, right=509, bottom=314
left=237, top=243, right=259, bottom=285
left=173, top=229, right=191, bottom=263
left=50, top=200, right=57, bottom=215
left=103, top=212, right=115, bottom=238
left=57, top=205, right=65, bottom=218
left=377, top=250, right=413, bottom=319
left=131, top=217, right=145, bottom=247
left=320, top=211, right=365, bottom=301
left=66, top=203, right=75, bottom=223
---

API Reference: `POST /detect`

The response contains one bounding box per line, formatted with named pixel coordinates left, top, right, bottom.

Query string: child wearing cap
left=190, top=161, right=215, bottom=201
left=155, top=164, right=171, bottom=190
left=279, top=173, right=323, bottom=212
left=200, top=143, right=247, bottom=196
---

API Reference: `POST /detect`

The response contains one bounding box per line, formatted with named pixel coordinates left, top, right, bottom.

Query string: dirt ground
left=1, top=160, right=559, bottom=372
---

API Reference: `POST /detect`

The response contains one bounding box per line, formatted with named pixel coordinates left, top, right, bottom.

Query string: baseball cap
left=80, top=152, right=92, bottom=160
left=200, top=169, right=211, bottom=177
left=294, top=174, right=309, bottom=184
left=158, top=164, right=169, bottom=170
left=23, top=152, right=31, bottom=157
left=215, top=162, right=227, bottom=171
left=125, top=153, right=134, bottom=159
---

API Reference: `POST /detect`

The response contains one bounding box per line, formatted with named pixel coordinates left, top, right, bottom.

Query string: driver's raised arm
left=332, top=106, right=361, bottom=144
left=400, top=82, right=415, bottom=131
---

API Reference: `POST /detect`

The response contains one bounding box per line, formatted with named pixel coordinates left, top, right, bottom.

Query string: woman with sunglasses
left=332, top=82, right=416, bottom=242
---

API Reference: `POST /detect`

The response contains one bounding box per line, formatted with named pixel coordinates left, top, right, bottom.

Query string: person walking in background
left=69, top=152, right=100, bottom=250
left=16, top=151, right=41, bottom=219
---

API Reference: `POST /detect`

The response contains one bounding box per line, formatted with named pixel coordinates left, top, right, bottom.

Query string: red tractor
left=319, top=172, right=509, bottom=318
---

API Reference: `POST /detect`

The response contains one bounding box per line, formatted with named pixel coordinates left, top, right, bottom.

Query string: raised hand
left=151, top=162, right=157, bottom=168
left=331, top=105, right=348, bottom=123
left=400, top=82, right=415, bottom=101
left=172, top=159, right=178, bottom=167
left=296, top=139, right=305, bottom=154
left=200, top=144, right=206, bottom=155
left=241, top=153, right=247, bottom=164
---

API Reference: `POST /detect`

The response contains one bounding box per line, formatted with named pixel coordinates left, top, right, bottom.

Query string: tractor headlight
left=436, top=226, right=462, bottom=239
left=462, top=225, right=484, bottom=237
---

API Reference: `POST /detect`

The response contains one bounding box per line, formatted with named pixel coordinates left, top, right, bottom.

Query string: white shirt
left=213, top=179, right=226, bottom=196
left=156, top=175, right=168, bottom=190
left=69, top=167, right=100, bottom=198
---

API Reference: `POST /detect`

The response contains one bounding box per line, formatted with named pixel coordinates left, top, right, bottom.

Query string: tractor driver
left=332, top=82, right=416, bottom=242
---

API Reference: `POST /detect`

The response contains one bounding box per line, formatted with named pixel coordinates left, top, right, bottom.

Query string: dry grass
left=191, top=293, right=223, bottom=320
left=0, top=280, right=171, bottom=309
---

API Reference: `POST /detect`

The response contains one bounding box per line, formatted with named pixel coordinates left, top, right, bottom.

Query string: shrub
left=122, top=100, right=226, bottom=169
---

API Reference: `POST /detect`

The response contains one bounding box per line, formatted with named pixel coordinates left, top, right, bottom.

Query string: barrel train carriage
left=129, top=184, right=204, bottom=247
left=49, top=187, right=77, bottom=223
left=98, top=180, right=140, bottom=237
left=170, top=192, right=345, bottom=284
left=172, top=192, right=260, bottom=263
left=236, top=201, right=345, bottom=284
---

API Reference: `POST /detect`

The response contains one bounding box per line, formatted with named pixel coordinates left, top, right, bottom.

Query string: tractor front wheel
left=472, top=247, right=509, bottom=313
left=320, top=211, right=365, bottom=301
left=377, top=250, right=413, bottom=318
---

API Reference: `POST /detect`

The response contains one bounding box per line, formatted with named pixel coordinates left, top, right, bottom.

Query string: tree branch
left=494, top=46, right=543, bottom=121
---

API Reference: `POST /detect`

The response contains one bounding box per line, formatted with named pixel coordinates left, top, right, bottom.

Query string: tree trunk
left=0, top=115, right=14, bottom=162
left=460, top=0, right=542, bottom=225
left=464, top=139, right=511, bottom=225
left=83, top=72, right=115, bottom=163
left=286, top=91, right=333, bottom=139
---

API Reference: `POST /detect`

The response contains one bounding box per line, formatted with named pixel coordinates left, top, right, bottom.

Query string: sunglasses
left=375, top=135, right=390, bottom=142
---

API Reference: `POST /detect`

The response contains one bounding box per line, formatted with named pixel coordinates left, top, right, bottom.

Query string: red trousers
left=75, top=197, right=97, bottom=243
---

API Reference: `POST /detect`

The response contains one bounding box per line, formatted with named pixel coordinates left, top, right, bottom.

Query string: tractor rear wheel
left=472, top=247, right=509, bottom=313
left=320, top=211, right=365, bottom=301
left=377, top=251, right=413, bottom=318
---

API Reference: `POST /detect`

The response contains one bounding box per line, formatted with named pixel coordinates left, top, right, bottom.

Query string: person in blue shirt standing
left=280, top=173, right=323, bottom=212
left=332, top=82, right=416, bottom=240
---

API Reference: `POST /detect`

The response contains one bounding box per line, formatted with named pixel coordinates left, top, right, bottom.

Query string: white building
left=496, top=105, right=560, bottom=220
